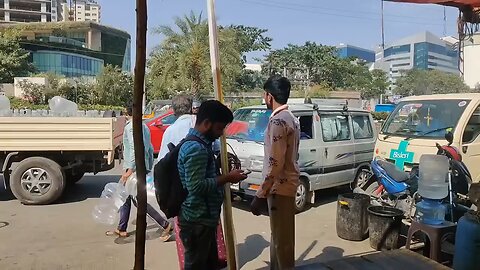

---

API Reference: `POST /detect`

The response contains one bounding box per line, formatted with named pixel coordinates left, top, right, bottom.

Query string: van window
left=298, top=115, right=314, bottom=140
left=383, top=99, right=470, bottom=138
left=352, top=115, right=374, bottom=139
left=463, top=105, right=480, bottom=143
left=321, top=114, right=350, bottom=142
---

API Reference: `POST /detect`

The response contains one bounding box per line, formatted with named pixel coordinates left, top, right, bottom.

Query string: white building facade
left=61, top=0, right=100, bottom=23
left=463, top=33, right=480, bottom=89
left=1, top=0, right=65, bottom=23
left=375, top=31, right=459, bottom=85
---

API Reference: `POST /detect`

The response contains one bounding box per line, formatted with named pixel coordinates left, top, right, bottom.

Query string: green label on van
left=389, top=140, right=414, bottom=169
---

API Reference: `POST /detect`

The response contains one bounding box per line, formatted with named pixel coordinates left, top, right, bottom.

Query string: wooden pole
left=206, top=0, right=238, bottom=269
left=133, top=0, right=148, bottom=269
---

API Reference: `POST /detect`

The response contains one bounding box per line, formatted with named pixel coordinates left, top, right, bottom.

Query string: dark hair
left=263, top=75, right=291, bottom=105
left=196, top=100, right=233, bottom=125
left=125, top=101, right=134, bottom=116
left=172, top=95, right=192, bottom=116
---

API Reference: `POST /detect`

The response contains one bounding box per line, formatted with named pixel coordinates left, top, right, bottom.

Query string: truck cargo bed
left=0, top=117, right=125, bottom=152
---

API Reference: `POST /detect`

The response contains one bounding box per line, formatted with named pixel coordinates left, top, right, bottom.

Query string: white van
left=225, top=102, right=376, bottom=212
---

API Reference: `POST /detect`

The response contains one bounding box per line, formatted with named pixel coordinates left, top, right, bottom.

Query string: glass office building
left=374, top=31, right=459, bottom=84
left=32, top=51, right=104, bottom=77
left=337, top=44, right=375, bottom=63
left=0, top=21, right=131, bottom=77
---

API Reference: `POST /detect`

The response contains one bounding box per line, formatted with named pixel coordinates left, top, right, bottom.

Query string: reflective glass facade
left=122, top=39, right=131, bottom=71
left=384, top=45, right=411, bottom=57
left=413, top=42, right=457, bottom=70
left=32, top=51, right=104, bottom=77
left=337, top=45, right=375, bottom=63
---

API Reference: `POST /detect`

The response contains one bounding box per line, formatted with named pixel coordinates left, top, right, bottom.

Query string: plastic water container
left=418, top=154, right=449, bottom=199
left=92, top=181, right=129, bottom=225
left=49, top=96, right=78, bottom=117
left=415, top=198, right=446, bottom=225
left=125, top=172, right=155, bottom=198
left=0, top=95, right=11, bottom=116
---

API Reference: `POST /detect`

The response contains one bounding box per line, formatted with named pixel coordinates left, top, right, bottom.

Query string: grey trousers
left=267, top=194, right=295, bottom=270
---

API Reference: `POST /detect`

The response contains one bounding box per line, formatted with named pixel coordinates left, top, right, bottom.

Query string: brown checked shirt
left=257, top=105, right=300, bottom=198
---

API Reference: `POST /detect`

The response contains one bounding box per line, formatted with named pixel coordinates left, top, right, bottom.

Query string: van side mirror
left=445, top=131, right=453, bottom=146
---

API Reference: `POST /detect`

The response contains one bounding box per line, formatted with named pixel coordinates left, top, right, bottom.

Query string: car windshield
left=382, top=99, right=471, bottom=138
left=226, top=108, right=272, bottom=142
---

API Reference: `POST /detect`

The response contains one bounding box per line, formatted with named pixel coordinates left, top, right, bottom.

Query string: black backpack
left=153, top=135, right=212, bottom=218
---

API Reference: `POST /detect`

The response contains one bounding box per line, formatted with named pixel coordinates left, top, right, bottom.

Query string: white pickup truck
left=0, top=116, right=126, bottom=204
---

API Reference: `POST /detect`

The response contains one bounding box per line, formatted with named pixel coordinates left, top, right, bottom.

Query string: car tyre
left=295, top=179, right=309, bottom=213
left=10, top=157, right=66, bottom=205
left=351, top=168, right=371, bottom=191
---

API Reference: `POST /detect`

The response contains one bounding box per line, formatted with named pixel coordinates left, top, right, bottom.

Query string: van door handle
left=324, top=148, right=328, bottom=158
left=462, top=146, right=468, bottom=154
left=310, top=149, right=316, bottom=152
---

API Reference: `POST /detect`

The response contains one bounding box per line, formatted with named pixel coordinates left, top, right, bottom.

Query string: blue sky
left=100, top=0, right=459, bottom=63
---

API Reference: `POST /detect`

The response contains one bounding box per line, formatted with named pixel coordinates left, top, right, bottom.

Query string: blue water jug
left=453, top=215, right=480, bottom=270
left=415, top=199, right=446, bottom=225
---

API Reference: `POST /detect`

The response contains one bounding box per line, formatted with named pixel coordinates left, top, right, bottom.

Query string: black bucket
left=336, top=193, right=370, bottom=241
left=367, top=206, right=404, bottom=250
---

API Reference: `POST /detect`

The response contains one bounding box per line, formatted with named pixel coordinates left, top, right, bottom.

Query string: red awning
left=386, top=0, right=480, bottom=8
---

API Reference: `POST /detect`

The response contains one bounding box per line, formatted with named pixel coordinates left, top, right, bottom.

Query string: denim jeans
left=118, top=196, right=169, bottom=232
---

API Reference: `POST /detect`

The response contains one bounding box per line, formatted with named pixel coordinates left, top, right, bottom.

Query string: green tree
left=17, top=73, right=95, bottom=105
left=225, top=25, right=272, bottom=54
left=92, top=65, right=133, bottom=106
left=0, top=30, right=36, bottom=83
left=18, top=80, right=46, bottom=105
left=395, top=69, right=470, bottom=96
left=263, top=42, right=388, bottom=98
left=147, top=11, right=272, bottom=99
left=358, top=69, right=389, bottom=99
left=235, top=69, right=265, bottom=92
left=306, top=82, right=332, bottom=98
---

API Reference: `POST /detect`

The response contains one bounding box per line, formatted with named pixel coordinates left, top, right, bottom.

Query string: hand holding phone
left=242, top=169, right=252, bottom=175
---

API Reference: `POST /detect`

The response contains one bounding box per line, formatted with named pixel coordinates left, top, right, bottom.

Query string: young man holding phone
left=177, top=100, right=248, bottom=269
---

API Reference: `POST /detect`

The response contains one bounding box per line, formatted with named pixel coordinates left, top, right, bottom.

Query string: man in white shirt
left=157, top=95, right=195, bottom=161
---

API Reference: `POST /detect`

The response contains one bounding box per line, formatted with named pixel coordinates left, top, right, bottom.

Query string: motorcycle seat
left=377, top=160, right=410, bottom=182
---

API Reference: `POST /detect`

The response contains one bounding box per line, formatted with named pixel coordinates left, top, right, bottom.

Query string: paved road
left=0, top=164, right=372, bottom=269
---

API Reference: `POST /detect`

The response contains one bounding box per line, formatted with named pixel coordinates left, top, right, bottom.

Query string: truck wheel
left=65, top=169, right=85, bottom=184
left=295, top=179, right=309, bottom=213
left=10, top=157, right=66, bottom=205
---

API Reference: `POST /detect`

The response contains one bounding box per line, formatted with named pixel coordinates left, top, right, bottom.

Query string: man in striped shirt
left=177, top=100, right=247, bottom=269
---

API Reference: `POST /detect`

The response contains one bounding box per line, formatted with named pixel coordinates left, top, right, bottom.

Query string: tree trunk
left=133, top=0, right=148, bottom=269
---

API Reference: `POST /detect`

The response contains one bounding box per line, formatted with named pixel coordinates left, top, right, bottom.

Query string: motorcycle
left=356, top=133, right=472, bottom=221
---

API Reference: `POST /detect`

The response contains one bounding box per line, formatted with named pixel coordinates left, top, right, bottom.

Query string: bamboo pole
left=133, top=0, right=148, bottom=269
left=206, top=0, right=238, bottom=269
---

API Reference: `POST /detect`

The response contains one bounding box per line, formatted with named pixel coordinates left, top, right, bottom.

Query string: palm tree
left=149, top=11, right=242, bottom=98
